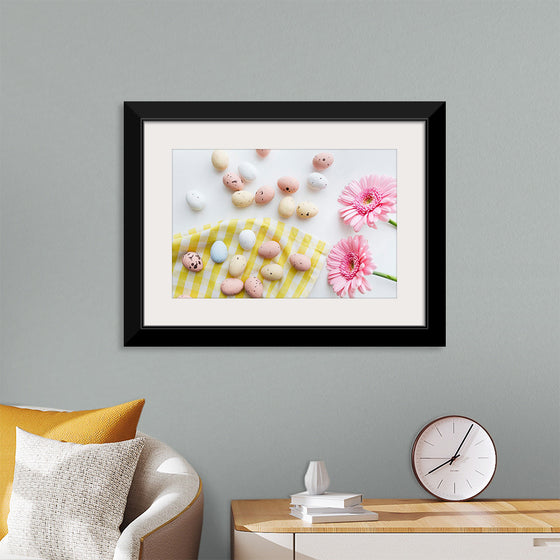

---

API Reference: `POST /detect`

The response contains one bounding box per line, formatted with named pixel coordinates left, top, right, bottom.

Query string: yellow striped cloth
left=172, top=218, right=329, bottom=298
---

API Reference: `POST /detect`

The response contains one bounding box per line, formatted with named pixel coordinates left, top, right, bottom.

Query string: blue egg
left=210, top=241, right=228, bottom=264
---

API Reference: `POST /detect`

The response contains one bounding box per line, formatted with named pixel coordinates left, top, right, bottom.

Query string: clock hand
left=426, top=455, right=460, bottom=475
left=449, top=423, right=473, bottom=464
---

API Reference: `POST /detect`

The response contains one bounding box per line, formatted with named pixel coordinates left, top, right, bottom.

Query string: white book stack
left=289, top=491, right=378, bottom=523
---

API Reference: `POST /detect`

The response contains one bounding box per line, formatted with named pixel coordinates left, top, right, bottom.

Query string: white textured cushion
left=2, top=428, right=144, bottom=560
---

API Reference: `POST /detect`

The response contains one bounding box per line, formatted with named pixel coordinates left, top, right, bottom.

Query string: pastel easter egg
left=307, top=172, right=328, bottom=191
left=278, top=196, right=295, bottom=218
left=239, top=229, right=256, bottom=250
left=220, top=278, right=244, bottom=296
left=176, top=294, right=192, bottom=299
left=260, top=263, right=283, bottom=281
left=312, top=152, right=334, bottom=170
left=296, top=201, right=319, bottom=219
left=232, top=190, right=254, bottom=208
left=210, top=241, right=228, bottom=264
left=244, top=276, right=263, bottom=298
left=277, top=176, right=300, bottom=194
left=223, top=172, right=244, bottom=191
left=228, top=254, right=247, bottom=277
left=258, top=240, right=282, bottom=259
left=289, top=253, right=311, bottom=271
left=238, top=161, right=257, bottom=183
left=211, top=150, right=229, bottom=171
left=185, top=189, right=205, bottom=211
left=182, top=251, right=204, bottom=272
left=256, top=149, right=270, bottom=158
left=255, top=185, right=275, bottom=205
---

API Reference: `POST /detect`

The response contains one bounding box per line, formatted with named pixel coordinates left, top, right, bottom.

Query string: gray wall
left=1, top=1, right=558, bottom=559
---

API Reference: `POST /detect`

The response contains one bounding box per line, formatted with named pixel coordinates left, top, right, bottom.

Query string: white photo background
left=172, top=149, right=397, bottom=299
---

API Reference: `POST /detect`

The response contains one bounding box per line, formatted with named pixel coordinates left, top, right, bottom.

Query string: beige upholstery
left=117, top=432, right=203, bottom=560
left=0, top=413, right=203, bottom=560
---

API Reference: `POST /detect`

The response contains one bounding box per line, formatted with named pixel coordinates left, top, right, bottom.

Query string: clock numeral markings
left=478, top=457, right=489, bottom=459
left=453, top=483, right=456, bottom=494
left=437, top=479, right=443, bottom=489
left=452, top=421, right=455, bottom=434
left=435, top=426, right=443, bottom=438
left=423, top=440, right=435, bottom=446
left=466, top=479, right=472, bottom=489
left=474, top=440, right=485, bottom=446
left=475, top=470, right=485, bottom=476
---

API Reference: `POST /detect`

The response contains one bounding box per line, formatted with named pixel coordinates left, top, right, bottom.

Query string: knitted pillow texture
left=0, top=398, right=145, bottom=538
left=3, top=428, right=145, bottom=560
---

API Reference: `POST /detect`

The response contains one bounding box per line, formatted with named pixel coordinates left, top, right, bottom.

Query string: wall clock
left=411, top=415, right=497, bottom=501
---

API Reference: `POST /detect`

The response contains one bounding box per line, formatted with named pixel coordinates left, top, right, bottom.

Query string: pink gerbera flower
left=338, top=174, right=397, bottom=232
left=327, top=236, right=376, bottom=298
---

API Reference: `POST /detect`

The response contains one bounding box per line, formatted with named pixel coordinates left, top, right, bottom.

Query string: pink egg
left=223, top=172, right=244, bottom=191
left=256, top=149, right=271, bottom=157
left=255, top=185, right=275, bottom=205
left=277, top=176, right=299, bottom=194
left=176, top=294, right=192, bottom=299
left=258, top=240, right=282, bottom=259
left=220, top=278, right=244, bottom=296
left=182, top=251, right=204, bottom=272
left=312, top=152, right=334, bottom=170
left=289, top=253, right=312, bottom=271
left=244, top=277, right=263, bottom=298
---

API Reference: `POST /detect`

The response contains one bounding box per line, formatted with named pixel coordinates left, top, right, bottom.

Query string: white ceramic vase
left=304, top=460, right=330, bottom=495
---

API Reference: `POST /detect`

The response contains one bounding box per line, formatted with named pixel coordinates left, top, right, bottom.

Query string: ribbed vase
left=304, top=460, right=330, bottom=495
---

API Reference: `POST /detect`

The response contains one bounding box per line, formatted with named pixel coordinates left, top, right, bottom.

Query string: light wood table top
left=231, top=499, right=560, bottom=533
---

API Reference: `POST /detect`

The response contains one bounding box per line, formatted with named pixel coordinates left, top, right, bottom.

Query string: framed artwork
left=124, top=101, right=445, bottom=347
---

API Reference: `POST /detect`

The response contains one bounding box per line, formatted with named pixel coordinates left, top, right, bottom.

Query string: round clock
left=411, top=415, right=497, bottom=501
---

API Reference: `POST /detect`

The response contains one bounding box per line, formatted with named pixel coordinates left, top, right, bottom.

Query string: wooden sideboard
left=231, top=498, right=560, bottom=559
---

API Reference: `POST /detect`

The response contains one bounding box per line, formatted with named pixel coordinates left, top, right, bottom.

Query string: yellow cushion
left=0, top=398, right=145, bottom=539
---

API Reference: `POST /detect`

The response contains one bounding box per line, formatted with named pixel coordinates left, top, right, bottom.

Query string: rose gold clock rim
left=411, top=415, right=498, bottom=502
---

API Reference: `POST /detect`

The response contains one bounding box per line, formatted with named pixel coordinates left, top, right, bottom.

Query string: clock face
left=412, top=416, right=497, bottom=501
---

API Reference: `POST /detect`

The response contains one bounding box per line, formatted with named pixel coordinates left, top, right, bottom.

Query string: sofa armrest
left=114, top=433, right=203, bottom=560
left=114, top=484, right=203, bottom=560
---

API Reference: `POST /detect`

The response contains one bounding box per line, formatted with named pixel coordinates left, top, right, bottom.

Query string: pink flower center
left=353, top=188, right=381, bottom=215
left=341, top=251, right=360, bottom=279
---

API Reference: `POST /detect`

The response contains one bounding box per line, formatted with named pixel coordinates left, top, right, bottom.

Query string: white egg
left=238, top=161, right=257, bottom=183
left=239, top=229, right=256, bottom=250
left=307, top=172, right=328, bottom=191
left=186, top=190, right=205, bottom=211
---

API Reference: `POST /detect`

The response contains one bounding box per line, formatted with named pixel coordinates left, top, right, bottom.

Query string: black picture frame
left=124, top=101, right=445, bottom=347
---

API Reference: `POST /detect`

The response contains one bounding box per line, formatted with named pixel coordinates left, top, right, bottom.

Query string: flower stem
left=372, top=271, right=397, bottom=282
left=388, top=219, right=397, bottom=228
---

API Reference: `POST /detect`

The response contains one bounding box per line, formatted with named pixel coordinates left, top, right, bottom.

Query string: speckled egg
left=232, top=190, right=254, bottom=208
left=277, top=176, right=300, bottom=194
left=211, top=150, right=229, bottom=171
left=239, top=229, right=256, bottom=250
left=238, top=162, right=257, bottom=183
left=244, top=276, right=263, bottom=298
left=182, top=251, right=204, bottom=272
left=255, top=185, right=275, bottom=205
left=220, top=278, right=244, bottom=296
left=296, top=201, right=319, bottom=219
left=312, top=152, right=334, bottom=170
left=210, top=241, right=228, bottom=264
left=258, top=240, right=281, bottom=259
left=289, top=253, right=311, bottom=271
left=307, top=172, right=328, bottom=191
left=278, top=196, right=295, bottom=218
left=228, top=254, right=247, bottom=277
left=256, top=149, right=270, bottom=158
left=176, top=294, right=192, bottom=299
left=260, top=263, right=283, bottom=281
left=223, top=172, right=244, bottom=191
left=185, top=190, right=205, bottom=211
